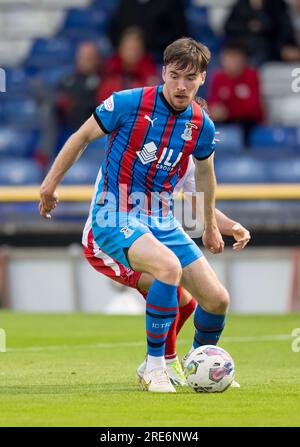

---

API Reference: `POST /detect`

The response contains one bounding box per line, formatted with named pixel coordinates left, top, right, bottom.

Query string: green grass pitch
left=0, top=312, right=300, bottom=427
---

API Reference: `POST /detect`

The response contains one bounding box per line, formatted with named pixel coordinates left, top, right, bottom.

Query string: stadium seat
left=92, top=0, right=120, bottom=14
left=215, top=155, right=270, bottom=183
left=40, top=0, right=91, bottom=7
left=62, top=159, right=100, bottom=184
left=249, top=126, right=299, bottom=151
left=185, top=3, right=223, bottom=53
left=0, top=158, right=43, bottom=185
left=260, top=63, right=300, bottom=126
left=0, top=128, right=39, bottom=158
left=214, top=124, right=244, bottom=155
left=26, top=38, right=76, bottom=69
left=2, top=99, right=40, bottom=128
left=186, top=4, right=209, bottom=29
left=269, top=157, right=300, bottom=183
left=0, top=103, right=4, bottom=124
left=58, top=27, right=105, bottom=41
left=195, top=0, right=236, bottom=6
left=33, top=65, right=73, bottom=87
left=1, top=10, right=64, bottom=40
left=265, top=96, right=300, bottom=126
left=0, top=0, right=90, bottom=4
left=207, top=7, right=226, bottom=35
left=3, top=67, right=31, bottom=97
left=0, top=39, right=31, bottom=67
left=264, top=97, right=284, bottom=125
left=260, top=63, right=300, bottom=97
left=277, top=97, right=300, bottom=127
left=64, top=8, right=107, bottom=31
left=0, top=0, right=18, bottom=3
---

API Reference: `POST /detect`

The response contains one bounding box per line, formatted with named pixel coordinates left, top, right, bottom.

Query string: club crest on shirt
left=181, top=122, right=198, bottom=141
left=120, top=225, right=134, bottom=239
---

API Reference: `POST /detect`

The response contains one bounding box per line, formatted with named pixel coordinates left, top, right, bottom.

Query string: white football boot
left=140, top=367, right=176, bottom=393
left=137, top=357, right=186, bottom=386
left=136, top=359, right=147, bottom=383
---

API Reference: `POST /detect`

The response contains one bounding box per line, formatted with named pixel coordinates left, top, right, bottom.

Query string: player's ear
left=200, top=71, right=206, bottom=85
left=162, top=66, right=166, bottom=82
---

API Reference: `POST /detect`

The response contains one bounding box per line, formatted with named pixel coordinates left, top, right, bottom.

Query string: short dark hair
left=163, top=37, right=211, bottom=73
left=118, top=26, right=145, bottom=47
left=222, top=40, right=247, bottom=56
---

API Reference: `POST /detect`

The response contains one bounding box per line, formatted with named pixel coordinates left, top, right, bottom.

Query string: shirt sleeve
left=93, top=89, right=133, bottom=134
left=193, top=110, right=216, bottom=160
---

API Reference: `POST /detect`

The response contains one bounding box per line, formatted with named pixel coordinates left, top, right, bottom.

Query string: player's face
left=162, top=64, right=206, bottom=111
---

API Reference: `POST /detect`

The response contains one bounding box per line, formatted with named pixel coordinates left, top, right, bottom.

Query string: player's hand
left=202, top=226, right=225, bottom=254
left=231, top=223, right=251, bottom=251
left=39, top=189, right=59, bottom=220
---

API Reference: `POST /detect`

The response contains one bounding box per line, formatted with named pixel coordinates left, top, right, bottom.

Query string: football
left=183, top=345, right=235, bottom=393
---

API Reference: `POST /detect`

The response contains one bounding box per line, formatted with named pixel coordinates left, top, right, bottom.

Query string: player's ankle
left=165, top=354, right=178, bottom=363
left=146, top=354, right=166, bottom=373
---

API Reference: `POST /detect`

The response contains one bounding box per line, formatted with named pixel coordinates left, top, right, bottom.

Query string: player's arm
left=192, top=110, right=224, bottom=253
left=39, top=115, right=104, bottom=219
left=215, top=209, right=251, bottom=251
left=193, top=154, right=224, bottom=254
left=186, top=193, right=250, bottom=250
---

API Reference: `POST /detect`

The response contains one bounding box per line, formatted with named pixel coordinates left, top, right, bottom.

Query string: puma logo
left=144, top=114, right=157, bottom=127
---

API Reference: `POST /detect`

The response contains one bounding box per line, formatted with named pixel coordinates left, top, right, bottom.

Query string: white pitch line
left=6, top=341, right=146, bottom=353
left=221, top=334, right=291, bottom=342
left=5, top=334, right=292, bottom=353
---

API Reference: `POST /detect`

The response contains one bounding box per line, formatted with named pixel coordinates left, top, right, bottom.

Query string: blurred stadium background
left=0, top=0, right=300, bottom=315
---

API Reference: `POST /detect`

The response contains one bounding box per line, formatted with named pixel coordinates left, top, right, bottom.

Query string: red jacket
left=97, top=53, right=158, bottom=102
left=208, top=67, right=264, bottom=123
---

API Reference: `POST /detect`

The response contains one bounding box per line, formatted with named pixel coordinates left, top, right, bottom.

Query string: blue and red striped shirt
left=93, top=85, right=215, bottom=213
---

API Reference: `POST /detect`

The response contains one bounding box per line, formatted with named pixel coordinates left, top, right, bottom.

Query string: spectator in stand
left=208, top=41, right=264, bottom=145
left=289, top=0, right=300, bottom=45
left=56, top=41, right=103, bottom=130
left=35, top=42, right=103, bottom=167
left=96, top=27, right=159, bottom=103
left=282, top=0, right=300, bottom=61
left=225, top=0, right=299, bottom=64
left=108, top=0, right=188, bottom=58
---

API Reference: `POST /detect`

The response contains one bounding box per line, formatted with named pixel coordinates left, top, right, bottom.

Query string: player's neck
left=160, top=85, right=188, bottom=116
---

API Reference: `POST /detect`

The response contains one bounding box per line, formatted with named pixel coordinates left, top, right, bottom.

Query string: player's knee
left=206, top=286, right=230, bottom=314
left=215, top=287, right=230, bottom=313
left=154, top=256, right=182, bottom=285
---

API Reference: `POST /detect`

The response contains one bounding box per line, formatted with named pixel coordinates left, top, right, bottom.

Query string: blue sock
left=193, top=305, right=226, bottom=348
left=146, top=279, right=178, bottom=357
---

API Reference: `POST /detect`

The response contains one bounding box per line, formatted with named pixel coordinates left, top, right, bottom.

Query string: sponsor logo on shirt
left=137, top=142, right=158, bottom=165
left=144, top=114, right=157, bottom=127
left=104, top=95, right=114, bottom=112
left=137, top=141, right=182, bottom=171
